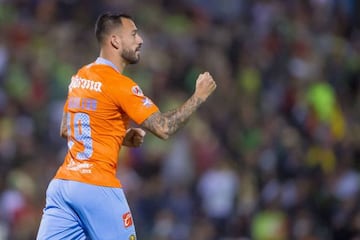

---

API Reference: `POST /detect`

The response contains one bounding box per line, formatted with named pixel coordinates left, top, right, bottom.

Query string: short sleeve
left=113, top=83, right=159, bottom=125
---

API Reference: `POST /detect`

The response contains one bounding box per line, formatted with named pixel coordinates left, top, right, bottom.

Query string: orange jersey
left=54, top=58, right=159, bottom=187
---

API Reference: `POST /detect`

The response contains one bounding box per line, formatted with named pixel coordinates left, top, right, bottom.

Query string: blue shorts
left=37, top=179, right=136, bottom=240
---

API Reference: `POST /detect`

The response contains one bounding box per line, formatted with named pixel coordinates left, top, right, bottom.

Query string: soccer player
left=36, top=13, right=216, bottom=240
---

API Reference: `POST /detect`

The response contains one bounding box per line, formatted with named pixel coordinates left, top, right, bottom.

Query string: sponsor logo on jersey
left=69, top=75, right=102, bottom=92
left=131, top=85, right=144, bottom=96
left=66, top=158, right=93, bottom=174
left=122, top=212, right=133, bottom=228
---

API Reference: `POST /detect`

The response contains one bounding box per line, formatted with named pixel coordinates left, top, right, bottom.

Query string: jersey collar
left=95, top=57, right=120, bottom=73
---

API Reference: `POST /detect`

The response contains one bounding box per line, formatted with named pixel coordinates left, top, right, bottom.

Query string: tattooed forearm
left=142, top=95, right=203, bottom=139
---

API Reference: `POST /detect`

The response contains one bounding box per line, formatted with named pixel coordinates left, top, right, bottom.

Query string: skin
left=141, top=72, right=216, bottom=139
left=122, top=128, right=146, bottom=147
left=60, top=16, right=216, bottom=146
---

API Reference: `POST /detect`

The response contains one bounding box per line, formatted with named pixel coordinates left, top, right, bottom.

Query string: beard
left=121, top=48, right=140, bottom=64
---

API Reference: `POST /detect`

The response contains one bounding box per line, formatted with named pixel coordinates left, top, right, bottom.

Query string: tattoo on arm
left=142, top=95, right=203, bottom=139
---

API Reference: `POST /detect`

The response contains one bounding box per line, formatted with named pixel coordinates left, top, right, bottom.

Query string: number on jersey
left=67, top=112, right=93, bottom=160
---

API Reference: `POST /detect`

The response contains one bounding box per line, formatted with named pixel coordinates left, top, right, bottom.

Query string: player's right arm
left=60, top=111, right=68, bottom=138
left=60, top=100, right=68, bottom=138
left=141, top=72, right=216, bottom=140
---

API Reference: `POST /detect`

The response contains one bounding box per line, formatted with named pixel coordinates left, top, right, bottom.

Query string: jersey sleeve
left=112, top=81, right=159, bottom=125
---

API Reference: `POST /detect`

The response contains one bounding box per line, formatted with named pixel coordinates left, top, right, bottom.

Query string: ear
left=110, top=35, right=121, bottom=49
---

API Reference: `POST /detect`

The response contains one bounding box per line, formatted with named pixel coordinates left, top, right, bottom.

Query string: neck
left=99, top=49, right=127, bottom=73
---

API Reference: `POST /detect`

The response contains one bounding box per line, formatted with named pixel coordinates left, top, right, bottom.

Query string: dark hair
left=95, top=13, right=133, bottom=44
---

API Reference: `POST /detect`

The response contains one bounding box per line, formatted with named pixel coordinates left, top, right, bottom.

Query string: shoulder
left=78, top=64, right=128, bottom=85
left=81, top=64, right=118, bottom=79
left=103, top=71, right=139, bottom=94
left=75, top=64, right=142, bottom=94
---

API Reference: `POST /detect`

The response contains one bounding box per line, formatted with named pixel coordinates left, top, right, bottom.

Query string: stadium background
left=0, top=0, right=360, bottom=239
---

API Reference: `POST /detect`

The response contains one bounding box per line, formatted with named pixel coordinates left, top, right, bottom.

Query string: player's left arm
left=141, top=72, right=216, bottom=140
left=122, top=128, right=146, bottom=147
left=60, top=111, right=67, bottom=138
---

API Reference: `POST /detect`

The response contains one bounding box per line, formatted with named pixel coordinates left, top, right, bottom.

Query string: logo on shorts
left=129, top=234, right=136, bottom=240
left=122, top=212, right=133, bottom=228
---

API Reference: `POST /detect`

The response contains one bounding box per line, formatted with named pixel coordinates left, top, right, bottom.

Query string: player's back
left=55, top=62, right=132, bottom=187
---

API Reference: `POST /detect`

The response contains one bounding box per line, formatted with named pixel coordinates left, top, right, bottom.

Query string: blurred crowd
left=1, top=0, right=360, bottom=239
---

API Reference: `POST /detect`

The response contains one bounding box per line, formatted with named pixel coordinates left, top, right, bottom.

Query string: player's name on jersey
left=69, top=75, right=102, bottom=92
left=68, top=97, right=97, bottom=111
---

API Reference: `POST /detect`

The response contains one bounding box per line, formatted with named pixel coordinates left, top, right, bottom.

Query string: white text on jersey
left=69, top=75, right=102, bottom=92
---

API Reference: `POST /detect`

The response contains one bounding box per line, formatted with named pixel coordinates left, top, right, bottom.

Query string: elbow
left=152, top=128, right=170, bottom=140
left=159, top=133, right=169, bottom=140
left=60, top=129, right=67, bottom=138
left=155, top=131, right=169, bottom=140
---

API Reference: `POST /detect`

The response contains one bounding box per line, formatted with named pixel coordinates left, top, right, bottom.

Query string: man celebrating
left=37, top=13, right=216, bottom=240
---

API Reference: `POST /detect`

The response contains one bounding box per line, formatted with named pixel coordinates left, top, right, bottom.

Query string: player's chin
left=131, top=52, right=141, bottom=64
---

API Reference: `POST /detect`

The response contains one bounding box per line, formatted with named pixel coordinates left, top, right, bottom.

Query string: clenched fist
left=123, top=128, right=146, bottom=147
left=194, top=72, right=217, bottom=102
